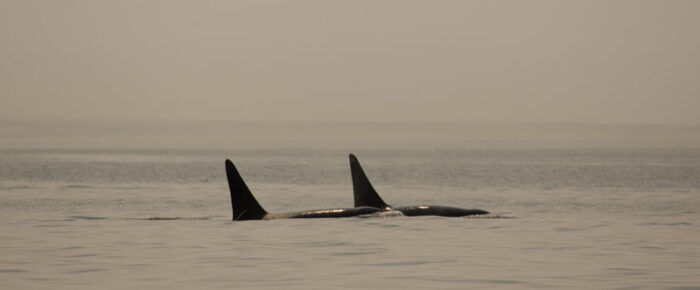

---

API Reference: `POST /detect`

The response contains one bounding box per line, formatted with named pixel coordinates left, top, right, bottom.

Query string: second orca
left=349, top=154, right=489, bottom=217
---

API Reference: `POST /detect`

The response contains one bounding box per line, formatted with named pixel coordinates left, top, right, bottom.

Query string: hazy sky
left=1, top=0, right=699, bottom=124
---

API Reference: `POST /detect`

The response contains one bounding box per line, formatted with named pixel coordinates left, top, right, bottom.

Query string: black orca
left=349, top=154, right=489, bottom=217
left=225, top=159, right=381, bottom=221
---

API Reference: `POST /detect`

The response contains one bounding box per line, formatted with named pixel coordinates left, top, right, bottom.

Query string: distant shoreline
left=1, top=119, right=699, bottom=150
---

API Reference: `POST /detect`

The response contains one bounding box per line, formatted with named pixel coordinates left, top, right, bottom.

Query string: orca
left=225, top=159, right=381, bottom=221
left=349, top=154, right=489, bottom=217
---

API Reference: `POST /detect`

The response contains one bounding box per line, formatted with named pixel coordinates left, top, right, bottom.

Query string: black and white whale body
left=226, top=159, right=381, bottom=221
left=349, top=154, right=489, bottom=217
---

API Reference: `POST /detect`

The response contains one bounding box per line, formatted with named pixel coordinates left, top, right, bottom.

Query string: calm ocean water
left=1, top=122, right=700, bottom=289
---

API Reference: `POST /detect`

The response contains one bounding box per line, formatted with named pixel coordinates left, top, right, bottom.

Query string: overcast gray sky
left=1, top=0, right=699, bottom=124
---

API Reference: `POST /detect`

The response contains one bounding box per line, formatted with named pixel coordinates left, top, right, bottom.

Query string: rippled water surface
left=2, top=148, right=700, bottom=289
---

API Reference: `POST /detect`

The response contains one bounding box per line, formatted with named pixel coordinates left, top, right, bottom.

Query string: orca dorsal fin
left=225, top=159, right=268, bottom=220
left=349, top=154, right=390, bottom=209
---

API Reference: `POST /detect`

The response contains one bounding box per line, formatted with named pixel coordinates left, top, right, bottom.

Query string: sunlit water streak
left=1, top=149, right=700, bottom=289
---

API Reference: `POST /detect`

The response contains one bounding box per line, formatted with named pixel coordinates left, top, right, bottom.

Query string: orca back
left=394, top=205, right=489, bottom=217
left=349, top=154, right=390, bottom=209
left=225, top=159, right=268, bottom=220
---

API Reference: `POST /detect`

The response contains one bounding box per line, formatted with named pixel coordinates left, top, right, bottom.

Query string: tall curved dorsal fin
left=225, top=159, right=268, bottom=220
left=349, top=154, right=390, bottom=209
